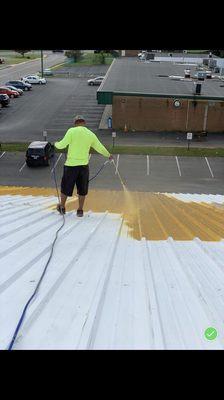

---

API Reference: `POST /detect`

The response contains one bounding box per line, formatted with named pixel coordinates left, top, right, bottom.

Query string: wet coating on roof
left=1, top=186, right=224, bottom=241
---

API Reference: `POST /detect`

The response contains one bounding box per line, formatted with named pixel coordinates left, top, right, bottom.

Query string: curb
left=50, top=62, right=67, bottom=70
left=0, top=65, right=11, bottom=70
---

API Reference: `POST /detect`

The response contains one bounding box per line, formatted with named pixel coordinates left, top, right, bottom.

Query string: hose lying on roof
left=7, top=154, right=110, bottom=350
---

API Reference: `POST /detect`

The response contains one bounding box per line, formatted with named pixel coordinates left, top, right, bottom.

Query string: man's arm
left=55, top=129, right=72, bottom=150
left=91, top=135, right=110, bottom=158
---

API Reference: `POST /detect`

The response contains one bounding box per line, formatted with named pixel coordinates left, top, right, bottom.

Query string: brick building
left=97, top=57, right=224, bottom=133
left=121, top=50, right=140, bottom=57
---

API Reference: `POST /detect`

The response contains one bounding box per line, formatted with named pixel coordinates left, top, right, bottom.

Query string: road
left=0, top=51, right=66, bottom=85
left=0, top=152, right=224, bottom=194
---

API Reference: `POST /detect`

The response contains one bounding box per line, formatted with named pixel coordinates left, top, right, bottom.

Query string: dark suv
left=26, top=141, right=54, bottom=167
left=0, top=93, right=10, bottom=107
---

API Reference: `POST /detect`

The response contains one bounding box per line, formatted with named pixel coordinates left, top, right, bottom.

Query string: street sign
left=112, top=131, right=116, bottom=148
left=43, top=130, right=47, bottom=141
left=187, top=132, right=192, bottom=150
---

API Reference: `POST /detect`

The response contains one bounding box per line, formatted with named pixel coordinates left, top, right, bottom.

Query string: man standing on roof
left=54, top=115, right=113, bottom=217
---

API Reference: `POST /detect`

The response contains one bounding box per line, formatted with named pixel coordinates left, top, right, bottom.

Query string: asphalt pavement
left=0, top=78, right=105, bottom=142
left=53, top=65, right=109, bottom=77
left=0, top=152, right=224, bottom=194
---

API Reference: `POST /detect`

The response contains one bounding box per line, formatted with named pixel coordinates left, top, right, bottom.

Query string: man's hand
left=109, top=154, right=114, bottom=161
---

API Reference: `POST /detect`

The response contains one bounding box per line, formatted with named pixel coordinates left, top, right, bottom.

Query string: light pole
left=40, top=50, right=44, bottom=78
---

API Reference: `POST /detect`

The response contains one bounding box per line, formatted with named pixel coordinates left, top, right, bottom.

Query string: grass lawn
left=60, top=52, right=114, bottom=67
left=186, top=50, right=209, bottom=54
left=106, top=146, right=224, bottom=157
left=0, top=50, right=41, bottom=65
left=2, top=143, right=224, bottom=157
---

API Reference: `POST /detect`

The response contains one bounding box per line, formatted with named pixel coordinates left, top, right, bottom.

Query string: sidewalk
left=96, top=129, right=224, bottom=148
left=98, top=105, right=112, bottom=129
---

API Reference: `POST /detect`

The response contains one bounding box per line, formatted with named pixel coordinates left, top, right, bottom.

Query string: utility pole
left=41, top=50, right=44, bottom=78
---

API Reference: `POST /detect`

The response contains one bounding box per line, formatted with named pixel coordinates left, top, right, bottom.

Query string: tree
left=94, top=49, right=107, bottom=53
left=99, top=51, right=105, bottom=64
left=14, top=50, right=31, bottom=57
left=65, top=50, right=82, bottom=62
left=210, top=49, right=224, bottom=57
left=109, top=50, right=119, bottom=58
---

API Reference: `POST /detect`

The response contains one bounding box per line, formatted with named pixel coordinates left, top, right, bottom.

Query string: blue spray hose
left=7, top=154, right=110, bottom=350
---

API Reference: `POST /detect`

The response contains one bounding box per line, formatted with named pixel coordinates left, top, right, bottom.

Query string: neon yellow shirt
left=54, top=126, right=110, bottom=166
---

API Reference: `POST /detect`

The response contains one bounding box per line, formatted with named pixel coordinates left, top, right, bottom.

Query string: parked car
left=26, top=141, right=54, bottom=167
left=138, top=50, right=146, bottom=58
left=0, top=58, right=5, bottom=64
left=5, top=85, right=23, bottom=95
left=0, top=94, right=10, bottom=107
left=21, top=75, right=47, bottom=84
left=0, top=86, right=19, bottom=98
left=87, top=76, right=105, bottom=86
left=5, top=80, right=32, bottom=91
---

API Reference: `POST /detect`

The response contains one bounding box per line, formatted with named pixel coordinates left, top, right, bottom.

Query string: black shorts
left=61, top=165, right=89, bottom=197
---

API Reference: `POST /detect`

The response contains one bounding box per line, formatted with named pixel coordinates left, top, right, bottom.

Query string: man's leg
left=57, top=192, right=67, bottom=214
left=61, top=192, right=67, bottom=208
left=76, top=166, right=89, bottom=217
left=57, top=166, right=74, bottom=213
left=78, top=195, right=85, bottom=211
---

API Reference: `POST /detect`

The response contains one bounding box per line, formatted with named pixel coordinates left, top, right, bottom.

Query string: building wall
left=112, top=96, right=224, bottom=132
left=123, top=50, right=140, bottom=57
left=155, top=56, right=204, bottom=63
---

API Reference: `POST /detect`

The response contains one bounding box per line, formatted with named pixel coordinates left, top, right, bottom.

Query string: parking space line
left=19, top=162, right=26, bottom=173
left=115, top=154, right=120, bottom=175
left=146, top=155, right=150, bottom=175
left=205, top=157, right=214, bottom=178
left=0, top=152, right=6, bottom=160
left=51, top=153, right=63, bottom=173
left=175, top=156, right=182, bottom=177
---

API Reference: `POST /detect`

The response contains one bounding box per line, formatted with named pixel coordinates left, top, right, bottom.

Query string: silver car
left=87, top=76, right=104, bottom=86
left=5, top=85, right=23, bottom=95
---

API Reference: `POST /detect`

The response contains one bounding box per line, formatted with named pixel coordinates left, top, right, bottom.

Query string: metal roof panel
left=98, top=58, right=224, bottom=101
left=1, top=192, right=224, bottom=350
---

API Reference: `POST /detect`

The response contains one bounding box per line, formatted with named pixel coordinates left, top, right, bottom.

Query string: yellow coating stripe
left=1, top=186, right=224, bottom=241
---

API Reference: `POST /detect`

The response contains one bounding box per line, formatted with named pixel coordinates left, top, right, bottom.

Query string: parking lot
left=0, top=152, right=223, bottom=194
left=0, top=67, right=224, bottom=195
left=0, top=77, right=105, bottom=142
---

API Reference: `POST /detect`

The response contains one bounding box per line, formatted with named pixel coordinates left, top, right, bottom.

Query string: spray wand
left=111, top=158, right=127, bottom=190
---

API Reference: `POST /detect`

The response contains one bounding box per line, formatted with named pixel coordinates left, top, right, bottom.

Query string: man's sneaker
left=76, top=209, right=83, bottom=217
left=56, top=204, right=66, bottom=214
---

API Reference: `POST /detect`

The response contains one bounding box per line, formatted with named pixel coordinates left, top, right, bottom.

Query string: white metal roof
left=165, top=193, right=224, bottom=204
left=1, top=192, right=224, bottom=350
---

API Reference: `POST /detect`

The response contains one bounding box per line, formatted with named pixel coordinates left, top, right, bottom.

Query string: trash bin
left=108, top=116, right=112, bottom=129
